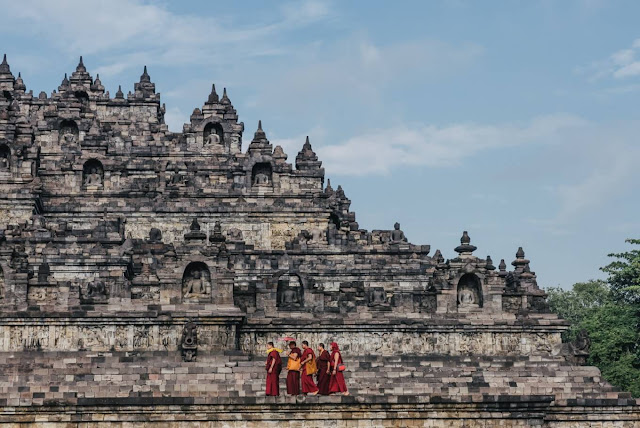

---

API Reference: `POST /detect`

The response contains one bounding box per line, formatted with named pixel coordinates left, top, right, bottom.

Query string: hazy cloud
left=313, top=114, right=587, bottom=175
left=579, top=37, right=640, bottom=81
left=0, top=0, right=332, bottom=74
left=251, top=37, right=485, bottom=108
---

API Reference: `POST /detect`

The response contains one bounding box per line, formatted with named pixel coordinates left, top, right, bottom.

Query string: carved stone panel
left=502, top=295, right=522, bottom=313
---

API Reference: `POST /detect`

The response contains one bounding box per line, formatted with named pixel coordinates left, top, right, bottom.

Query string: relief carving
left=181, top=319, right=197, bottom=362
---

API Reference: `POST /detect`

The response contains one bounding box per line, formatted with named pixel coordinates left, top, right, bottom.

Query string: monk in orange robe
left=286, top=341, right=301, bottom=395
left=316, top=343, right=331, bottom=395
left=265, top=341, right=282, bottom=396
left=329, top=342, right=349, bottom=395
left=300, top=341, right=319, bottom=395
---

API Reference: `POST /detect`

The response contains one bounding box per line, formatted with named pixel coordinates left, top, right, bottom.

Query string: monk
left=300, top=341, right=319, bottom=395
left=265, top=342, right=282, bottom=396
left=329, top=342, right=349, bottom=395
left=316, top=343, right=331, bottom=395
left=286, top=341, right=301, bottom=395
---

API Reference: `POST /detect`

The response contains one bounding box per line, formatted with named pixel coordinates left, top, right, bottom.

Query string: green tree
left=601, top=238, right=640, bottom=305
left=546, top=280, right=610, bottom=340
left=547, top=282, right=640, bottom=397
left=581, top=303, right=640, bottom=397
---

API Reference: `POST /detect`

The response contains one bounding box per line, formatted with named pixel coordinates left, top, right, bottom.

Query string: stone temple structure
left=0, top=56, right=637, bottom=427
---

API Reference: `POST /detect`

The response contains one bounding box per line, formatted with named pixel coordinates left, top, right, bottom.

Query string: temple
left=0, top=56, right=638, bottom=427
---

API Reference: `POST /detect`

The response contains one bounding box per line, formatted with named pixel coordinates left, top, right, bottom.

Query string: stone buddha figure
left=253, top=171, right=269, bottom=186
left=63, top=132, right=76, bottom=144
left=458, top=288, right=476, bottom=306
left=205, top=132, right=220, bottom=145
left=390, top=222, right=407, bottom=243
left=281, top=287, right=299, bottom=306
left=279, top=275, right=302, bottom=308
left=87, top=280, right=108, bottom=298
left=0, top=151, right=8, bottom=170
left=168, top=165, right=182, bottom=185
left=184, top=269, right=205, bottom=297
left=84, top=166, right=102, bottom=186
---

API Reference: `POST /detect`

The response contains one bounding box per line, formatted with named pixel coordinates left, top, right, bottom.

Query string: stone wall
left=0, top=56, right=636, bottom=425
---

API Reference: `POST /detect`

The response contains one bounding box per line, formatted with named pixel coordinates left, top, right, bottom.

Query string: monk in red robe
left=316, top=343, right=331, bottom=395
left=265, top=341, right=282, bottom=396
left=300, top=341, right=319, bottom=395
left=329, top=342, right=349, bottom=395
left=286, top=341, right=301, bottom=395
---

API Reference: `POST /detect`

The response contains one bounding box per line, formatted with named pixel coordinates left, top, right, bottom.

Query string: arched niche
left=59, top=119, right=79, bottom=144
left=251, top=162, right=272, bottom=187
left=182, top=262, right=211, bottom=300
left=0, top=265, right=5, bottom=299
left=277, top=273, right=304, bottom=309
left=0, top=144, right=10, bottom=171
left=83, top=159, right=104, bottom=188
left=74, top=91, right=89, bottom=102
left=329, top=213, right=341, bottom=230
left=457, top=273, right=483, bottom=308
left=203, top=122, right=224, bottom=145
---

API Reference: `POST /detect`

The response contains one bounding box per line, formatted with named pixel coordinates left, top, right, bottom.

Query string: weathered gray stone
left=0, top=56, right=637, bottom=427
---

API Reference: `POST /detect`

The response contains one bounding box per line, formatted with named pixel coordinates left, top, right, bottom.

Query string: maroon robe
left=286, top=347, right=301, bottom=395
left=265, top=350, right=282, bottom=396
left=329, top=350, right=348, bottom=394
left=300, top=348, right=319, bottom=394
left=316, top=349, right=331, bottom=395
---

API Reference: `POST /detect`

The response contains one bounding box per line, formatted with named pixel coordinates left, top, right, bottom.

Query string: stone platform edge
left=0, top=400, right=639, bottom=425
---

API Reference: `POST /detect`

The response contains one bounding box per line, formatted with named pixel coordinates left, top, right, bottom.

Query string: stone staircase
left=0, top=351, right=636, bottom=408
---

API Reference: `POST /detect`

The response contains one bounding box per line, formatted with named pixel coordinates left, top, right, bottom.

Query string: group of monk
left=265, top=340, right=349, bottom=396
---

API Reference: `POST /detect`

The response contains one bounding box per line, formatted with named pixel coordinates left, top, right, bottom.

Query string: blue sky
left=1, top=0, right=639, bottom=287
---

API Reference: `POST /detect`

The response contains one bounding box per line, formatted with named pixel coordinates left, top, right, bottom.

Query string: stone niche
left=182, top=261, right=212, bottom=302
left=368, top=286, right=391, bottom=309
left=0, top=143, right=10, bottom=172
left=277, top=273, right=304, bottom=310
left=251, top=162, right=272, bottom=187
left=59, top=119, right=79, bottom=144
left=457, top=273, right=483, bottom=309
left=82, top=159, right=104, bottom=189
left=203, top=122, right=224, bottom=146
left=414, top=284, right=438, bottom=313
left=0, top=265, right=4, bottom=299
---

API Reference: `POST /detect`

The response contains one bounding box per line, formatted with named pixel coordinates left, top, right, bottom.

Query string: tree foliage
left=601, top=238, right=640, bottom=305
left=546, top=280, right=610, bottom=340
left=546, top=239, right=640, bottom=398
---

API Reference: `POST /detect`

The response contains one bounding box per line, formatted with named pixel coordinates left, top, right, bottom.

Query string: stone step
left=0, top=351, right=634, bottom=408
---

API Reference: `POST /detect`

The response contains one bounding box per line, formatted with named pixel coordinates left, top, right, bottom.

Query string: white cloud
left=308, top=114, right=640, bottom=227
left=312, top=114, right=586, bottom=176
left=253, top=37, right=484, bottom=107
left=0, top=0, right=331, bottom=74
left=613, top=61, right=640, bottom=78
left=164, top=107, right=188, bottom=134
left=579, top=38, right=640, bottom=81
left=551, top=124, right=640, bottom=223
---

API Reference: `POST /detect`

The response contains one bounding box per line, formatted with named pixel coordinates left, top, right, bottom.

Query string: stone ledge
left=0, top=402, right=638, bottom=425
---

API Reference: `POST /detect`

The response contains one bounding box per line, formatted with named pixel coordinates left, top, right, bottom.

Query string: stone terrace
left=0, top=56, right=639, bottom=426
left=0, top=351, right=635, bottom=407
